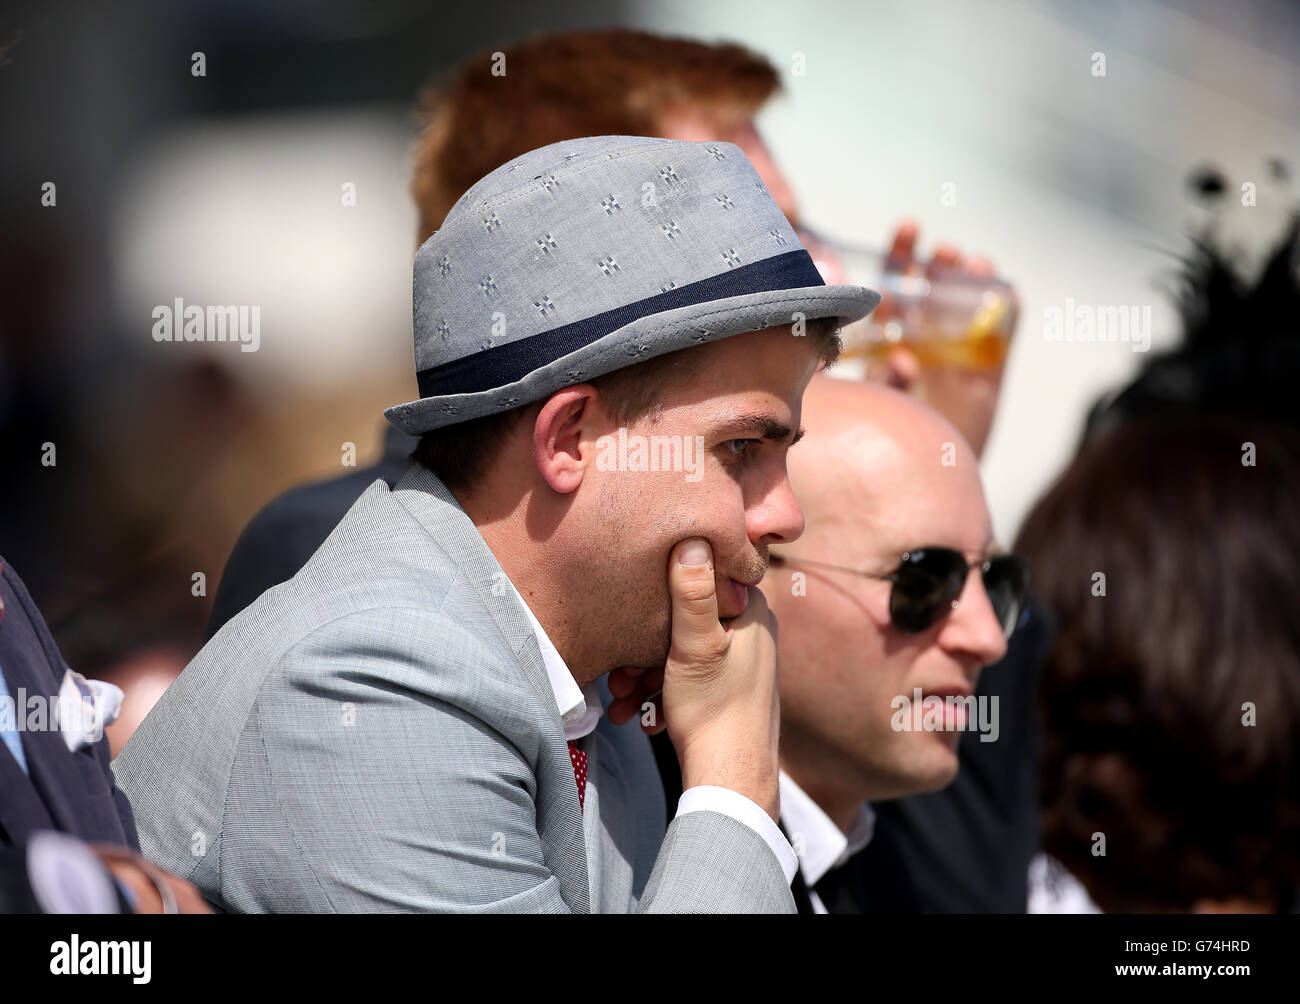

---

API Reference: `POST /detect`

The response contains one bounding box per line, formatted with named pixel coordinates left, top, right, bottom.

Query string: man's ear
left=533, top=385, right=599, bottom=494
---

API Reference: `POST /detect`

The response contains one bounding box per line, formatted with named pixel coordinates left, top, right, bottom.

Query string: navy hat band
left=415, top=249, right=824, bottom=399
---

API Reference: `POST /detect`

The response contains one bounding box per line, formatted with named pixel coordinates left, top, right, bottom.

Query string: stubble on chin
left=608, top=588, right=674, bottom=673
left=568, top=551, right=673, bottom=676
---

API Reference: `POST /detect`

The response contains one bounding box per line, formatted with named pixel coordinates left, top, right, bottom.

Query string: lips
left=919, top=684, right=975, bottom=733
left=710, top=553, right=766, bottom=620
left=920, top=684, right=973, bottom=702
left=720, top=578, right=750, bottom=619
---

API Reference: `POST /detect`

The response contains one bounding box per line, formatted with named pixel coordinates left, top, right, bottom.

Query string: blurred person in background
left=206, top=26, right=1036, bottom=914
left=1023, top=208, right=1300, bottom=913
left=1020, top=417, right=1300, bottom=913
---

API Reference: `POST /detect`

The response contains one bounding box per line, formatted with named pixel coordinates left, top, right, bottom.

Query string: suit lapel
left=0, top=571, right=104, bottom=846
left=8, top=683, right=97, bottom=842
left=0, top=743, right=55, bottom=845
left=391, top=467, right=591, bottom=913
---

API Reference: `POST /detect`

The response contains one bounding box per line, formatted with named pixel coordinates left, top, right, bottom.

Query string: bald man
left=762, top=376, right=1029, bottom=913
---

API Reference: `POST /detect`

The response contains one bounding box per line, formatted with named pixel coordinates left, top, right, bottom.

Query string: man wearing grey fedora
left=114, top=134, right=879, bottom=912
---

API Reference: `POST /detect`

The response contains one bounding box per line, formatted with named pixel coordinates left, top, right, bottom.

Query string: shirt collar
left=509, top=581, right=602, bottom=741
left=779, top=769, right=875, bottom=887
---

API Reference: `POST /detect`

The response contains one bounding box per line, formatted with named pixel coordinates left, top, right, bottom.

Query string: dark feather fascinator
left=1085, top=162, right=1300, bottom=440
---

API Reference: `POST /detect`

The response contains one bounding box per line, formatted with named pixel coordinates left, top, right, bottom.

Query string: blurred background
left=3, top=0, right=1299, bottom=753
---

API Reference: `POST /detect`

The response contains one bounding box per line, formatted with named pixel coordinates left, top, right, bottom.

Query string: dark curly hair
left=1024, top=187, right=1300, bottom=911
left=1085, top=209, right=1300, bottom=439
left=1018, top=415, right=1300, bottom=912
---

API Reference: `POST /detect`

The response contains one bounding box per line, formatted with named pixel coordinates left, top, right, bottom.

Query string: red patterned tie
left=567, top=739, right=588, bottom=811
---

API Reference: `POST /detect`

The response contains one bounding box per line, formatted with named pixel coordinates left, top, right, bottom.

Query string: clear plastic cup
left=797, top=227, right=1018, bottom=373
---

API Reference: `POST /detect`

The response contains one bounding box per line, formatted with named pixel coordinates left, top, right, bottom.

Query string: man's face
left=561, top=326, right=821, bottom=676
left=767, top=415, right=1009, bottom=800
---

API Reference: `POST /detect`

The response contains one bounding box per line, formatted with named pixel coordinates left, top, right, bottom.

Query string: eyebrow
left=717, top=413, right=804, bottom=445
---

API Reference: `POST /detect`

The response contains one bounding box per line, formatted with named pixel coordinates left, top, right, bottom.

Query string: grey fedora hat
left=385, top=135, right=880, bottom=434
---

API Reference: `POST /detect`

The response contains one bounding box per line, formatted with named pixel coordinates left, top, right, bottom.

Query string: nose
left=938, top=566, right=1009, bottom=668
left=749, top=471, right=805, bottom=547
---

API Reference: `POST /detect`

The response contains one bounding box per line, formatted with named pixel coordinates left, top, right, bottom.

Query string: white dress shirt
left=778, top=769, right=876, bottom=914
left=510, top=583, right=798, bottom=886
left=1027, top=852, right=1102, bottom=913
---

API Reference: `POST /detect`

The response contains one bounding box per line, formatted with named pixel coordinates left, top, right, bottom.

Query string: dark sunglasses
left=770, top=548, right=1030, bottom=638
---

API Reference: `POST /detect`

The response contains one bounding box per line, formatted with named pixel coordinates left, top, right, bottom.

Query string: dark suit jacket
left=0, top=558, right=138, bottom=851
left=207, top=425, right=417, bottom=637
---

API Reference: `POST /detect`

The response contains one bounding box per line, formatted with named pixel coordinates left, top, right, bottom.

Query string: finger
left=606, top=693, right=639, bottom=725
left=667, top=538, right=727, bottom=659
left=607, top=667, right=638, bottom=699
left=885, top=220, right=919, bottom=270
left=606, top=667, right=661, bottom=723
left=608, top=685, right=661, bottom=727
left=927, top=244, right=963, bottom=278
left=100, top=860, right=163, bottom=913
left=621, top=671, right=660, bottom=707
left=967, top=256, right=995, bottom=278
left=166, top=876, right=214, bottom=914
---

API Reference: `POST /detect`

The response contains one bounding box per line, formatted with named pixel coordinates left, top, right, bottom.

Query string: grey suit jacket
left=114, top=467, right=793, bottom=913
